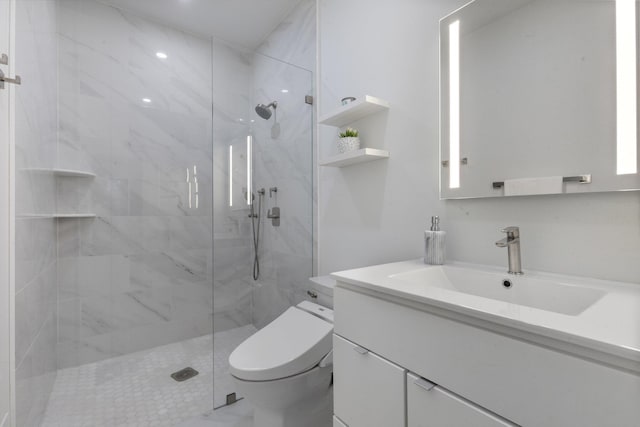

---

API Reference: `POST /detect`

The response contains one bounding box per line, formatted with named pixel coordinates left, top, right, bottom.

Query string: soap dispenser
left=424, top=216, right=446, bottom=265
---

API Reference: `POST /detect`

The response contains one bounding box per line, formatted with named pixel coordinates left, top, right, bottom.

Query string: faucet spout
left=496, top=227, right=523, bottom=275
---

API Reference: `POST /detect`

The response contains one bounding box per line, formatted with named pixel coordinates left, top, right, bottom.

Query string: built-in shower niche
left=19, top=168, right=97, bottom=218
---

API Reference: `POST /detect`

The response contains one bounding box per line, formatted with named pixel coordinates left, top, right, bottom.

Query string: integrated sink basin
left=331, top=259, right=640, bottom=371
left=389, top=265, right=606, bottom=316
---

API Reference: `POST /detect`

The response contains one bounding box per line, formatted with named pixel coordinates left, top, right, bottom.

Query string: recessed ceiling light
left=281, top=89, right=289, bottom=93
left=156, top=52, right=168, bottom=59
left=142, top=98, right=152, bottom=103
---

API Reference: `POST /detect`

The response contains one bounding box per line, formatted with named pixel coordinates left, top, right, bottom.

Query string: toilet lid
left=229, top=307, right=333, bottom=381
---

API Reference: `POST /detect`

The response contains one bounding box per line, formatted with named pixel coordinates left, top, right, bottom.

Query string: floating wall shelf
left=320, top=148, right=390, bottom=168
left=319, top=95, right=390, bottom=127
left=21, top=168, right=96, bottom=178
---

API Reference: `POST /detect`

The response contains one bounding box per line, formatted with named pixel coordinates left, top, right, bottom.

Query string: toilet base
left=253, top=386, right=332, bottom=427
left=233, top=365, right=333, bottom=427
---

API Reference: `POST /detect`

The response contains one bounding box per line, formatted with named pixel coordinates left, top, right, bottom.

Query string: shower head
left=255, top=101, right=278, bottom=120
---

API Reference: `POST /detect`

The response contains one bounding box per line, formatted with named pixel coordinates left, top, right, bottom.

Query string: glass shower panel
left=212, top=47, right=313, bottom=408
left=50, top=1, right=215, bottom=424
left=250, top=55, right=314, bottom=328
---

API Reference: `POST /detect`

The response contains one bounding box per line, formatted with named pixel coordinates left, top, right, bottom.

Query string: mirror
left=440, top=0, right=640, bottom=199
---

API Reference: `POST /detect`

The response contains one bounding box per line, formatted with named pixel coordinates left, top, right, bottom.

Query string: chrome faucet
left=495, top=226, right=523, bottom=275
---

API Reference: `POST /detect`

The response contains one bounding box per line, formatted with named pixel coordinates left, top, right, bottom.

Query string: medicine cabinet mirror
left=440, top=0, right=640, bottom=199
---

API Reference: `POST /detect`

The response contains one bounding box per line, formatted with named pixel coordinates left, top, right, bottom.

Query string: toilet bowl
left=229, top=301, right=334, bottom=427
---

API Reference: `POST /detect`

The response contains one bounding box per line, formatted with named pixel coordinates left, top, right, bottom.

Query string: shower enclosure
left=6, top=0, right=315, bottom=425
left=211, top=41, right=314, bottom=409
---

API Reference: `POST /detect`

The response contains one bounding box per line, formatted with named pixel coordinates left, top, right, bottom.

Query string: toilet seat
left=229, top=306, right=333, bottom=382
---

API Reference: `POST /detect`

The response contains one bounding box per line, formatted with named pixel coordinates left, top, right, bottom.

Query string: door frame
left=0, top=0, right=16, bottom=425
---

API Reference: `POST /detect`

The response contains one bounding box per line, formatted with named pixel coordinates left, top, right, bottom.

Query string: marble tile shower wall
left=209, top=1, right=316, bottom=332
left=14, top=0, right=59, bottom=425
left=250, top=57, right=313, bottom=328
left=250, top=0, right=316, bottom=328
left=256, top=0, right=316, bottom=72
left=55, top=0, right=213, bottom=369
left=211, top=39, right=254, bottom=333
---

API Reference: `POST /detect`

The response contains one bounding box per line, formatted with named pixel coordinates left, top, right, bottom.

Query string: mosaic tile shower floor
left=41, top=326, right=256, bottom=427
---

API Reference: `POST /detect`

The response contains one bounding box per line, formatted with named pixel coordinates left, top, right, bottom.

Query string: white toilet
left=229, top=301, right=334, bottom=427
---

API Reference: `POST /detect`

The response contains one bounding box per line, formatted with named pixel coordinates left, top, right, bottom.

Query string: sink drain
left=171, top=367, right=199, bottom=382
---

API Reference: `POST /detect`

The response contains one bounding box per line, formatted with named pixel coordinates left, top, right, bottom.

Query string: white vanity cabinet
left=332, top=283, right=640, bottom=427
left=407, top=373, right=516, bottom=427
left=333, top=334, right=406, bottom=427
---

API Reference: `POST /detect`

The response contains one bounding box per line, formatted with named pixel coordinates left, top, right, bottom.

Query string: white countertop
left=331, top=259, right=640, bottom=370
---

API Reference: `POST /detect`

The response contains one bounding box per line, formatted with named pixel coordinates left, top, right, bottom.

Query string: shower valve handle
left=267, top=207, right=281, bottom=227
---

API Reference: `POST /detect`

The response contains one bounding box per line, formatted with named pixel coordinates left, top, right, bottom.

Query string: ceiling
left=100, top=0, right=304, bottom=48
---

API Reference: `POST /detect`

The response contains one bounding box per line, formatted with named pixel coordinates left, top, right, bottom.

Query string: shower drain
left=170, top=367, right=199, bottom=382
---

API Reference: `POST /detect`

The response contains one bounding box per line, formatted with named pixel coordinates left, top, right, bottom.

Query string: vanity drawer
left=333, top=334, right=406, bottom=427
left=407, top=373, right=517, bottom=427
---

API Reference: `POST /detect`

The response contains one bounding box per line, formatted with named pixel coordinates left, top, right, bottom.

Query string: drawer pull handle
left=353, top=345, right=369, bottom=355
left=414, top=377, right=437, bottom=391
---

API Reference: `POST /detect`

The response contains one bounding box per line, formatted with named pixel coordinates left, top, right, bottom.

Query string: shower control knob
left=267, top=207, right=280, bottom=227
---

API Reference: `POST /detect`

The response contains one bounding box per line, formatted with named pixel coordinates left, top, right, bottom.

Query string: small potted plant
left=337, top=127, right=360, bottom=153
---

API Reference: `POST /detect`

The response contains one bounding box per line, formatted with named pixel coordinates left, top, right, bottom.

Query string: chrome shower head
left=255, top=101, right=277, bottom=120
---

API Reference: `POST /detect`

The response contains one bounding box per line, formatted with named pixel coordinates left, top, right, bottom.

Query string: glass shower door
left=212, top=47, right=314, bottom=409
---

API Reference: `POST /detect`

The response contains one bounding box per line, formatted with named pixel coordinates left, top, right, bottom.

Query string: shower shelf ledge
left=18, top=213, right=97, bottom=219
left=20, top=168, right=96, bottom=178
left=319, top=95, right=390, bottom=127
left=319, top=148, right=390, bottom=168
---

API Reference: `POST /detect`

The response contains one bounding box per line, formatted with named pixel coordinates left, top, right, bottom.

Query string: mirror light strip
left=616, top=0, right=637, bottom=175
left=449, top=20, right=461, bottom=188
left=229, top=145, right=233, bottom=207
left=247, top=136, right=252, bottom=205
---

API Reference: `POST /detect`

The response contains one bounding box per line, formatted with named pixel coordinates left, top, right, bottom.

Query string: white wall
left=318, top=0, right=640, bottom=284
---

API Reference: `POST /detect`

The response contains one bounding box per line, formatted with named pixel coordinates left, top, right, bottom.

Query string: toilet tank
left=305, top=275, right=336, bottom=309
left=297, top=300, right=334, bottom=323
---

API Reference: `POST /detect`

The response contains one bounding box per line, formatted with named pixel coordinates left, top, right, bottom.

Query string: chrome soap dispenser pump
left=424, top=216, right=446, bottom=265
